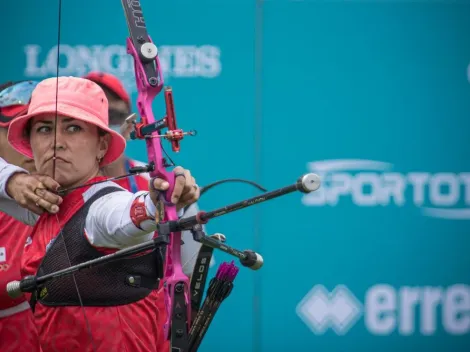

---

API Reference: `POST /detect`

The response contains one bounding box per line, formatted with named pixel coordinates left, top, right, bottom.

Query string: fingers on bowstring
left=16, top=190, right=44, bottom=215
left=17, top=188, right=52, bottom=215
left=25, top=187, right=59, bottom=214
left=33, top=184, right=63, bottom=206
left=26, top=177, right=61, bottom=214
left=34, top=177, right=63, bottom=205
left=34, top=196, right=60, bottom=214
left=35, top=175, right=61, bottom=193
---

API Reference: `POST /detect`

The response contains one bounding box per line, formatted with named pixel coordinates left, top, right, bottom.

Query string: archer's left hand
left=149, top=166, right=200, bottom=211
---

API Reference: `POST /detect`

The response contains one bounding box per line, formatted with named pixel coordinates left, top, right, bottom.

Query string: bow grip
left=164, top=170, right=177, bottom=207
left=150, top=168, right=177, bottom=209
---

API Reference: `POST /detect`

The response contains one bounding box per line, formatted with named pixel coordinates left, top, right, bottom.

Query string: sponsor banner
left=24, top=44, right=222, bottom=93
left=302, top=159, right=470, bottom=220
left=297, top=284, right=470, bottom=336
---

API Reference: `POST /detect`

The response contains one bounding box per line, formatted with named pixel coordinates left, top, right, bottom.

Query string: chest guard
left=35, top=186, right=163, bottom=307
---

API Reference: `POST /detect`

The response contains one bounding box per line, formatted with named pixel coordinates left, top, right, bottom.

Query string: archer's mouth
left=46, top=156, right=70, bottom=164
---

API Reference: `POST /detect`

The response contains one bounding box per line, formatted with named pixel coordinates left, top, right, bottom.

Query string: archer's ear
left=98, top=133, right=110, bottom=156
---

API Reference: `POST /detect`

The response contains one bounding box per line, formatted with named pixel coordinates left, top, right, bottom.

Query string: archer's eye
left=66, top=125, right=82, bottom=133
left=36, top=125, right=52, bottom=133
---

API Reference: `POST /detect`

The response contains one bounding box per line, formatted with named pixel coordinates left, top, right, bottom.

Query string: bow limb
left=121, top=1, right=192, bottom=349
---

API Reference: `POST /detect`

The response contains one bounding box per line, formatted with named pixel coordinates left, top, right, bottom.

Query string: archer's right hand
left=6, top=172, right=63, bottom=215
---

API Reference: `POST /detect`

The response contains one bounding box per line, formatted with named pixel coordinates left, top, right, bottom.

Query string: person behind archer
left=0, top=76, right=199, bottom=352
left=0, top=80, right=41, bottom=351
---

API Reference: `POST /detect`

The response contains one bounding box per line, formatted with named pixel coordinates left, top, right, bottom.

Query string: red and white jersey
left=113, top=158, right=151, bottom=193
left=19, top=178, right=165, bottom=352
left=0, top=213, right=41, bottom=352
left=0, top=309, right=42, bottom=352
left=0, top=156, right=166, bottom=352
left=0, top=214, right=32, bottom=310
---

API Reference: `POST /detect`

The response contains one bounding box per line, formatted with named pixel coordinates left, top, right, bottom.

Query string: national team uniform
left=0, top=156, right=169, bottom=352
left=0, top=81, right=41, bottom=352
left=113, top=158, right=151, bottom=193
left=0, top=216, right=41, bottom=352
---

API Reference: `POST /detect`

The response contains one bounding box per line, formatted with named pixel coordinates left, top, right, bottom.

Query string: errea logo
left=301, top=159, right=470, bottom=220
left=296, top=285, right=362, bottom=335
left=297, top=284, right=470, bottom=336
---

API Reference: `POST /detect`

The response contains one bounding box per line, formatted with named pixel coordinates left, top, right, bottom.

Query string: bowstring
left=182, top=250, right=199, bottom=272
left=52, top=1, right=96, bottom=350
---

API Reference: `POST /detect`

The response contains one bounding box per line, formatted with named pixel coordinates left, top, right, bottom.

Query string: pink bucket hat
left=8, top=76, right=126, bottom=167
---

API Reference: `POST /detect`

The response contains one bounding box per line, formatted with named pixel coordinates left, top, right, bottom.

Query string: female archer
left=0, top=76, right=199, bottom=352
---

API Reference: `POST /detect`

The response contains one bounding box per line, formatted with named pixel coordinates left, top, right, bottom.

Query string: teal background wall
left=2, top=0, right=470, bottom=351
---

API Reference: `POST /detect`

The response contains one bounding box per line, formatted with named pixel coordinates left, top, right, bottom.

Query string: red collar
left=55, top=176, right=109, bottom=222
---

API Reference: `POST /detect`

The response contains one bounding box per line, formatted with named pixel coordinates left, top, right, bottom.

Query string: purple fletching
left=215, top=261, right=240, bottom=282
left=228, top=266, right=239, bottom=282
left=216, top=262, right=228, bottom=280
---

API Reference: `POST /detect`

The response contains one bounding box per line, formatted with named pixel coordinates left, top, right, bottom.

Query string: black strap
left=125, top=274, right=160, bottom=290
left=29, top=290, right=38, bottom=313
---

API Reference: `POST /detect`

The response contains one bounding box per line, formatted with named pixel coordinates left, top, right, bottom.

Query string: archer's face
left=29, top=114, right=110, bottom=189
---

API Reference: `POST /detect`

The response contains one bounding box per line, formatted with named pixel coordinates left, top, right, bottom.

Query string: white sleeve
left=85, top=184, right=185, bottom=249
left=0, top=157, right=39, bottom=226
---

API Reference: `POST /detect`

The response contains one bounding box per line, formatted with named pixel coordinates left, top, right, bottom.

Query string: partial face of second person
left=0, top=127, right=36, bottom=172
left=101, top=86, right=130, bottom=127
left=29, top=114, right=110, bottom=189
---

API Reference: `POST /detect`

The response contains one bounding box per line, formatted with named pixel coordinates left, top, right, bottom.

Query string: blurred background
left=2, top=0, right=470, bottom=351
